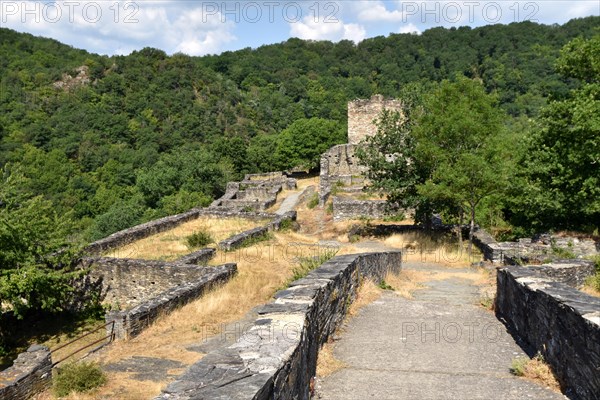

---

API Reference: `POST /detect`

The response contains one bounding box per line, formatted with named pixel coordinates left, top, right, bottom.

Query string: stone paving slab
left=316, top=263, right=567, bottom=400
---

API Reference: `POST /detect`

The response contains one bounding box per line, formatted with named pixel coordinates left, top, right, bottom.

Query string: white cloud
left=398, top=23, right=421, bottom=35
left=290, top=15, right=365, bottom=43
left=354, top=1, right=405, bottom=22
left=343, top=24, right=367, bottom=42
left=1, top=1, right=236, bottom=56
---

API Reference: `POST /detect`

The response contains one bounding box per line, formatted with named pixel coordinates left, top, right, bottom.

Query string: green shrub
left=326, top=202, right=333, bottom=215
left=53, top=361, right=107, bottom=397
left=186, top=229, right=214, bottom=248
left=307, top=193, right=319, bottom=209
left=585, top=257, right=600, bottom=292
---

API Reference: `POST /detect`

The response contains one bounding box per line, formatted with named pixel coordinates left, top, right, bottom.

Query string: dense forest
left=1, top=17, right=598, bottom=243
left=1, top=16, right=599, bottom=356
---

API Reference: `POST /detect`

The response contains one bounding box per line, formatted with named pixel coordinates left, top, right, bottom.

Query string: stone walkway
left=276, top=186, right=312, bottom=215
left=316, top=262, right=567, bottom=400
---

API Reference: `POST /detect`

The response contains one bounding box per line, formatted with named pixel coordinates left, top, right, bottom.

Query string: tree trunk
left=457, top=210, right=463, bottom=252
left=468, top=206, right=475, bottom=257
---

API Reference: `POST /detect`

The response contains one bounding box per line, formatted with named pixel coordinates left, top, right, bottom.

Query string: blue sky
left=1, top=1, right=599, bottom=56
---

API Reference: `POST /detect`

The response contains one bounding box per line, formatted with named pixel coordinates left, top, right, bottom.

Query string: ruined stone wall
left=332, top=197, right=389, bottom=221
left=318, top=144, right=367, bottom=205
left=106, top=264, right=237, bottom=340
left=156, top=251, right=402, bottom=400
left=0, top=345, right=52, bottom=400
left=348, top=94, right=403, bottom=145
left=87, top=257, right=216, bottom=309
left=496, top=264, right=600, bottom=399
left=85, top=209, right=285, bottom=255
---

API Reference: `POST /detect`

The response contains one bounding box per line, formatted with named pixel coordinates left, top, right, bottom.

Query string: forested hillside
left=1, top=17, right=598, bottom=242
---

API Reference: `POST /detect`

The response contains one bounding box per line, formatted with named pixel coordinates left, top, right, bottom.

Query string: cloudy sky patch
left=0, top=1, right=598, bottom=56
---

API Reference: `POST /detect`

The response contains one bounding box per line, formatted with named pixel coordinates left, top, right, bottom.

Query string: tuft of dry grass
left=511, top=353, right=561, bottom=393
left=104, top=217, right=266, bottom=260
left=316, top=341, right=347, bottom=377
left=384, top=270, right=431, bottom=299
left=347, top=279, right=383, bottom=317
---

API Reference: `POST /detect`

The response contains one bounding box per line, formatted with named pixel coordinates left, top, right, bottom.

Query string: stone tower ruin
left=347, top=94, right=403, bottom=145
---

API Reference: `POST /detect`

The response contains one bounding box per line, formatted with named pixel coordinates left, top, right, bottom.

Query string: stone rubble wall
left=471, top=228, right=599, bottom=265
left=217, top=211, right=297, bottom=251
left=85, top=209, right=282, bottom=256
left=319, top=144, right=367, bottom=206
left=87, top=257, right=216, bottom=309
left=496, top=264, right=600, bottom=399
left=106, top=264, right=237, bottom=340
left=332, top=196, right=389, bottom=221
left=210, top=175, right=296, bottom=212
left=0, top=345, right=52, bottom=400
left=155, top=251, right=402, bottom=400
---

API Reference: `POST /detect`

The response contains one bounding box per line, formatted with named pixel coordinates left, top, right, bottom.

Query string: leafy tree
left=359, top=78, right=510, bottom=250
left=0, top=167, right=87, bottom=319
left=510, top=35, right=600, bottom=231
left=275, top=118, right=346, bottom=171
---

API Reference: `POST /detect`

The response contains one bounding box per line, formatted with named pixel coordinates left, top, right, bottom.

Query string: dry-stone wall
left=332, top=196, right=388, bottom=221
left=87, top=257, right=216, bottom=309
left=496, top=263, right=600, bottom=399
left=0, top=345, right=52, bottom=400
left=107, top=264, right=237, bottom=339
left=85, top=209, right=285, bottom=256
left=156, top=251, right=402, bottom=400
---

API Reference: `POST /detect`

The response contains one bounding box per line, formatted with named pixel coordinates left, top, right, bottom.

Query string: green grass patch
left=510, top=357, right=529, bottom=377
left=307, top=193, right=319, bottom=209
left=290, top=248, right=339, bottom=282
left=383, top=212, right=406, bottom=222
left=278, top=218, right=293, bottom=231
left=53, top=361, right=107, bottom=397
left=237, top=231, right=274, bottom=249
left=186, top=229, right=214, bottom=249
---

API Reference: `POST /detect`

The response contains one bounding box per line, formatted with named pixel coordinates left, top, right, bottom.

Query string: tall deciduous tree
left=510, top=35, right=600, bottom=231
left=414, top=77, right=509, bottom=251
left=358, top=78, right=510, bottom=251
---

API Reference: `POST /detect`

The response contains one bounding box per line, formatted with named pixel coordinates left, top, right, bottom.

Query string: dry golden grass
left=581, top=285, right=600, bottom=298
left=384, top=269, right=431, bottom=299
left=77, top=230, right=325, bottom=399
left=347, top=279, right=383, bottom=317
left=382, top=233, right=483, bottom=267
left=44, top=325, right=109, bottom=366
left=34, top=371, right=169, bottom=400
left=512, top=354, right=561, bottom=393
left=104, top=217, right=266, bottom=260
left=316, top=341, right=346, bottom=377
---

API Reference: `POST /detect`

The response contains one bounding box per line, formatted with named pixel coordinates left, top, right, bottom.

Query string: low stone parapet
left=155, top=251, right=402, bottom=399
left=496, top=263, right=600, bottom=399
left=0, top=345, right=52, bottom=400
